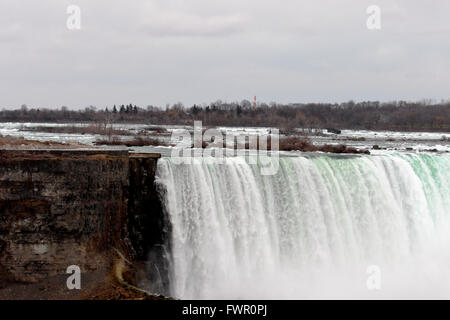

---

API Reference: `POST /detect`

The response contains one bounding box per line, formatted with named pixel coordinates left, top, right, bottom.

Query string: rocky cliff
left=0, top=149, right=165, bottom=299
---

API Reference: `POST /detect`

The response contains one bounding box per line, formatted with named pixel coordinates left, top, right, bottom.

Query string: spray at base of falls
left=155, top=153, right=450, bottom=299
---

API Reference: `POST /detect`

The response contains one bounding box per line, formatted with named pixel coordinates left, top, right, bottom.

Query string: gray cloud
left=138, top=5, right=247, bottom=37
left=0, top=0, right=449, bottom=109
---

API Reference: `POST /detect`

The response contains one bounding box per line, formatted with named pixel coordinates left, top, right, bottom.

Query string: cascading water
left=155, top=153, right=450, bottom=299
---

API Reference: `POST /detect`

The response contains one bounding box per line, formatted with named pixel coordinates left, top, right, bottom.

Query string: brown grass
left=221, top=136, right=370, bottom=154
left=279, top=137, right=370, bottom=154
left=94, top=136, right=167, bottom=147
left=0, top=134, right=79, bottom=148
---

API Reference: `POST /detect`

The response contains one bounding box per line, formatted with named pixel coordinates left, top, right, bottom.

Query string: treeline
left=1, top=100, right=449, bottom=132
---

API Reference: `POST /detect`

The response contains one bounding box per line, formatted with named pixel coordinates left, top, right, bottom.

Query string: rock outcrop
left=0, top=149, right=165, bottom=299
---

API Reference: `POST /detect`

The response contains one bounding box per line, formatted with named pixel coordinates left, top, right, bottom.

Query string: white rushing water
left=156, top=153, right=450, bottom=299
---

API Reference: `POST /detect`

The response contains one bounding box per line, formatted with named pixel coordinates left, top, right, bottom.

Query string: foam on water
left=156, top=153, right=450, bottom=299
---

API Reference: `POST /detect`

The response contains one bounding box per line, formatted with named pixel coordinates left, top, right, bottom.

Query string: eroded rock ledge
left=0, top=149, right=166, bottom=299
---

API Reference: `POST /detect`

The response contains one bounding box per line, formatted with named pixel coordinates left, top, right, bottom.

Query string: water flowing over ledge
left=156, top=153, right=450, bottom=299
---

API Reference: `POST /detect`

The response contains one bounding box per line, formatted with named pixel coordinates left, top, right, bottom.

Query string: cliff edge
left=0, top=149, right=167, bottom=299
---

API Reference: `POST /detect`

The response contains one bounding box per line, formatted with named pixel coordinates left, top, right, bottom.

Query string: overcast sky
left=1, top=0, right=449, bottom=109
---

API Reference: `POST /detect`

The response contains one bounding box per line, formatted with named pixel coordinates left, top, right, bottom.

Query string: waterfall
left=155, top=153, right=450, bottom=299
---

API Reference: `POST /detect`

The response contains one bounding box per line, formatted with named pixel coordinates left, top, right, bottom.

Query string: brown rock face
left=0, top=150, right=165, bottom=298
